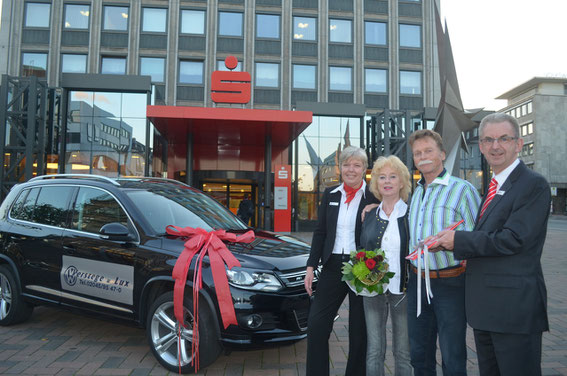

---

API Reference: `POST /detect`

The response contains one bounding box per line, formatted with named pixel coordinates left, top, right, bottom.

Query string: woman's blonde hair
left=369, top=155, right=411, bottom=202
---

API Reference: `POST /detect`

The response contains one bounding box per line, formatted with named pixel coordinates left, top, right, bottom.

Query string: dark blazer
left=307, top=184, right=378, bottom=268
left=454, top=161, right=550, bottom=334
left=360, top=207, right=410, bottom=293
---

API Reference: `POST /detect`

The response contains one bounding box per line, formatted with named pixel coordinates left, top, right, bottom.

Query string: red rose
left=365, top=259, right=376, bottom=270
left=356, top=251, right=366, bottom=260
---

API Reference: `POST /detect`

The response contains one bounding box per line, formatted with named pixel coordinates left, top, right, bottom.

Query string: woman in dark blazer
left=360, top=155, right=412, bottom=376
left=304, top=146, right=378, bottom=376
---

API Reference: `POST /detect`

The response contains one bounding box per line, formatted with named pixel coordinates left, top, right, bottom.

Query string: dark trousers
left=407, top=272, right=467, bottom=376
left=474, top=329, right=542, bottom=376
left=306, top=254, right=367, bottom=376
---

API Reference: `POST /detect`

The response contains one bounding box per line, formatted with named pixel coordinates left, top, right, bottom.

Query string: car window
left=10, top=188, right=39, bottom=221
left=33, top=186, right=74, bottom=227
left=71, top=187, right=128, bottom=234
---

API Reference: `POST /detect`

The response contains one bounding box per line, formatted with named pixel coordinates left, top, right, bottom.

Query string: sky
left=440, top=0, right=567, bottom=110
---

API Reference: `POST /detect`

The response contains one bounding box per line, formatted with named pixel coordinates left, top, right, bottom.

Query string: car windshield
left=124, top=186, right=247, bottom=234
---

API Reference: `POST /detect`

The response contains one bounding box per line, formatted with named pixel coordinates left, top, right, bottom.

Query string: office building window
left=140, top=57, right=165, bottom=82
left=64, top=4, right=89, bottom=29
left=400, top=71, right=421, bottom=94
left=22, top=52, right=47, bottom=77
left=101, top=57, right=126, bottom=75
left=255, top=63, right=279, bottom=87
left=365, top=68, right=387, bottom=93
left=25, top=3, right=51, bottom=28
left=179, top=61, right=204, bottom=84
left=181, top=10, right=205, bottom=34
left=400, top=24, right=421, bottom=48
left=293, top=16, right=316, bottom=41
left=329, top=19, right=352, bottom=43
left=257, top=14, right=280, bottom=39
left=365, top=21, right=386, bottom=45
left=217, top=60, right=242, bottom=71
left=293, top=65, right=316, bottom=89
left=142, top=8, right=166, bottom=33
left=329, top=66, right=352, bottom=91
left=219, top=12, right=243, bottom=37
left=62, top=54, right=87, bottom=73
left=103, top=6, right=129, bottom=31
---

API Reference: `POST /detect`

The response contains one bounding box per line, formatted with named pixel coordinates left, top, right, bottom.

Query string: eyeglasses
left=479, top=136, right=518, bottom=145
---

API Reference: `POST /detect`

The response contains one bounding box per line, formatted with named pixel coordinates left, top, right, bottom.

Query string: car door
left=60, top=186, right=138, bottom=319
left=7, top=185, right=74, bottom=302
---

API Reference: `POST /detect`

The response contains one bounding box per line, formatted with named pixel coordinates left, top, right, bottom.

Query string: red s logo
left=211, top=56, right=251, bottom=104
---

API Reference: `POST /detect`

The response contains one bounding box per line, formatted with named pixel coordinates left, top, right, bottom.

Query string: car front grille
left=278, top=267, right=320, bottom=288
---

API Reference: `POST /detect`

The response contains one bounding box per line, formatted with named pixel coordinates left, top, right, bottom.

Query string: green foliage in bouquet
left=341, top=248, right=395, bottom=294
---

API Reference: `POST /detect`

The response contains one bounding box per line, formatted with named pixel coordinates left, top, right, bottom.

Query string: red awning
left=146, top=105, right=312, bottom=147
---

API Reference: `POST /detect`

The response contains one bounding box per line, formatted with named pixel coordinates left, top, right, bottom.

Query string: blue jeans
left=364, top=292, right=412, bottom=376
left=407, top=272, right=467, bottom=376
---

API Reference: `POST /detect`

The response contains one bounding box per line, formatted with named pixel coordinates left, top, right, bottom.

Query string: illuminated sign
left=211, top=56, right=251, bottom=104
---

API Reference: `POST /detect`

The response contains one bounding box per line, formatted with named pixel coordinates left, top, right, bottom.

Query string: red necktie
left=344, top=182, right=362, bottom=204
left=479, top=178, right=497, bottom=218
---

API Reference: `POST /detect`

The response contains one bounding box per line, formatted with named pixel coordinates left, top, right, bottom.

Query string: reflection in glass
left=101, top=57, right=126, bottom=75
left=181, top=10, right=205, bottom=34
left=104, top=6, right=129, bottom=31
left=142, top=8, right=166, bottom=32
left=255, top=63, right=279, bottom=87
left=25, top=3, right=51, bottom=27
left=62, top=54, right=87, bottom=73
left=329, top=19, right=352, bottom=43
left=22, top=53, right=47, bottom=77
left=219, top=12, right=243, bottom=37
left=217, top=60, right=242, bottom=71
left=179, top=61, right=204, bottom=84
left=400, top=71, right=422, bottom=95
left=256, top=14, right=280, bottom=39
left=400, top=24, right=421, bottom=48
left=140, top=57, right=165, bottom=82
left=365, top=21, right=386, bottom=45
left=293, top=16, right=316, bottom=40
left=293, top=65, right=316, bottom=89
left=329, top=66, right=352, bottom=91
left=64, top=4, right=90, bottom=29
left=365, top=68, right=387, bottom=93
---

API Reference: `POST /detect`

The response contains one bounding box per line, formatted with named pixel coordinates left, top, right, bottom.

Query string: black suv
left=0, top=175, right=314, bottom=373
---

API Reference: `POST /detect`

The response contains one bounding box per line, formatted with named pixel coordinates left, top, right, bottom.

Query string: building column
left=186, top=132, right=193, bottom=186
left=263, top=125, right=272, bottom=230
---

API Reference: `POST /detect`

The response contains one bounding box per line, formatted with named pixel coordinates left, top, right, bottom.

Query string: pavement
left=1, top=218, right=567, bottom=375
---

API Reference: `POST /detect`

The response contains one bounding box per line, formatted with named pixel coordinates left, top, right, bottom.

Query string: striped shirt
left=409, top=169, right=481, bottom=270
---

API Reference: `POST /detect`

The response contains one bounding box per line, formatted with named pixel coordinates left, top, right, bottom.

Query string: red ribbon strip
left=166, top=225, right=255, bottom=372
left=405, top=220, right=465, bottom=260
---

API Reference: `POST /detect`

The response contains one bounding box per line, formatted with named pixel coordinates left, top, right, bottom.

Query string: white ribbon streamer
left=416, top=242, right=434, bottom=317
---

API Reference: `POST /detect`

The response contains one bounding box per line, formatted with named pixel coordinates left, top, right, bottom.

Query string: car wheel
left=0, top=265, right=34, bottom=326
left=146, top=291, right=222, bottom=374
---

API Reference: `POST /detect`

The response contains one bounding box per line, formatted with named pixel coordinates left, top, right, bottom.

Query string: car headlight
left=226, top=268, right=283, bottom=292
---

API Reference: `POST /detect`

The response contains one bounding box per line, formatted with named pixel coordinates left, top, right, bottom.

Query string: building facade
left=497, top=77, right=567, bottom=215
left=0, top=0, right=443, bottom=230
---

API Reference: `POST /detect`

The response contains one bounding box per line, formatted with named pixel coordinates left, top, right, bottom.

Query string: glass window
left=62, top=54, right=87, bottom=73
left=400, top=71, right=421, bottom=95
left=293, top=64, right=316, bottom=89
left=25, top=3, right=51, bottom=27
left=71, top=188, right=128, bottom=233
left=181, top=9, right=205, bottom=34
left=400, top=24, right=421, bottom=48
left=365, top=21, right=386, bottom=45
left=33, top=186, right=74, bottom=227
left=64, top=4, right=90, bottom=29
left=329, top=66, right=352, bottom=91
left=103, top=5, right=129, bottom=31
left=101, top=57, right=126, bottom=75
left=216, top=60, right=242, bottom=71
left=179, top=61, right=204, bottom=84
left=256, top=14, right=280, bottom=39
left=142, top=8, right=166, bottom=33
left=527, top=101, right=532, bottom=113
left=219, top=12, right=243, bottom=37
left=255, top=63, right=279, bottom=87
left=293, top=16, right=316, bottom=41
left=365, top=68, right=387, bottom=93
left=528, top=122, right=533, bottom=134
left=22, top=52, right=47, bottom=77
left=329, top=19, right=352, bottom=43
left=140, top=57, right=165, bottom=82
left=10, top=188, right=39, bottom=222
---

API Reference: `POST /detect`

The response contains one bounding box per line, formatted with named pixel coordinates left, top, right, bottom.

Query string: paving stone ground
left=1, top=217, right=566, bottom=375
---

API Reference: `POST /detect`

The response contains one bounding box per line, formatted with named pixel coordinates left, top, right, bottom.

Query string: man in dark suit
left=432, top=112, right=550, bottom=376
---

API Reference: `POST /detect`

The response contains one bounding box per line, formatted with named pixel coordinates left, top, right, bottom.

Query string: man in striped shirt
left=407, top=129, right=481, bottom=376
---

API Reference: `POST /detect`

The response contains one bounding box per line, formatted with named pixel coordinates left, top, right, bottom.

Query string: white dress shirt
left=492, top=158, right=520, bottom=191
left=331, top=181, right=367, bottom=255
left=378, top=198, right=408, bottom=294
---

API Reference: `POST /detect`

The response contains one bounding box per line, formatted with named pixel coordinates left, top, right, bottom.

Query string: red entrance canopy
left=147, top=105, right=312, bottom=147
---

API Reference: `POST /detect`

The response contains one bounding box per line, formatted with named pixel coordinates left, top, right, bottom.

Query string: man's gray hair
left=339, top=146, right=368, bottom=170
left=479, top=113, right=520, bottom=139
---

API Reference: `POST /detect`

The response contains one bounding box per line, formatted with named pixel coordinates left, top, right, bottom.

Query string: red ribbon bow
left=166, top=225, right=255, bottom=372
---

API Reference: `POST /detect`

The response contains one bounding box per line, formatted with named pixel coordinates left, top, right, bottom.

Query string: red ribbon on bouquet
left=166, top=225, right=255, bottom=372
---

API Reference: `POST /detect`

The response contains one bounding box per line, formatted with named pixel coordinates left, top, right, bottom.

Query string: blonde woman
left=360, top=155, right=412, bottom=376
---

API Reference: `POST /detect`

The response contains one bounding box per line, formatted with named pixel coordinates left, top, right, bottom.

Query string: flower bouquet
left=341, top=249, right=395, bottom=296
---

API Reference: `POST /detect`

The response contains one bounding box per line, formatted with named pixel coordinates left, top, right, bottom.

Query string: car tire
left=146, top=291, right=222, bottom=374
left=0, top=265, right=34, bottom=326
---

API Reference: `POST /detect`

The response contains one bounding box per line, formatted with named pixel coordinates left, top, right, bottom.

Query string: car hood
left=162, top=229, right=311, bottom=272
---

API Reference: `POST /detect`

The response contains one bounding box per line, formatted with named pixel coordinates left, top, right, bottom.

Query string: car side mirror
left=100, top=222, right=134, bottom=242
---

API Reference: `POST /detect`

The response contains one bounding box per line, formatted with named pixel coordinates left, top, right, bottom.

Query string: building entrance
left=200, top=181, right=257, bottom=227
